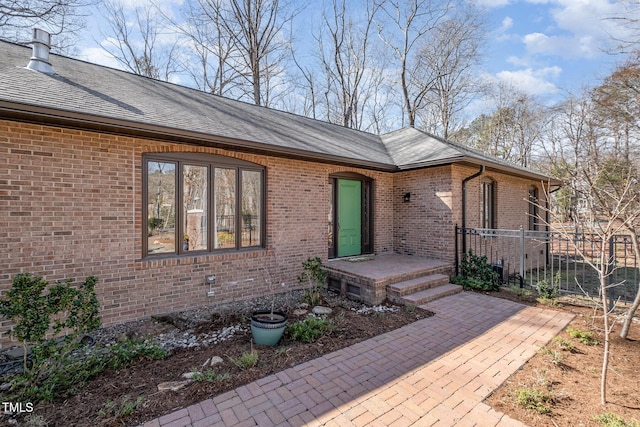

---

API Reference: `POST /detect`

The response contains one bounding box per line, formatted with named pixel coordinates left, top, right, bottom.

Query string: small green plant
left=405, top=305, right=416, bottom=313
left=6, top=338, right=167, bottom=404
left=99, top=396, right=145, bottom=419
left=567, top=327, right=599, bottom=346
left=192, top=369, right=231, bottom=383
left=229, top=350, right=259, bottom=370
left=288, top=317, right=334, bottom=343
left=515, top=388, right=555, bottom=414
left=536, top=273, right=560, bottom=299
left=105, top=338, right=168, bottom=370
left=594, top=412, right=640, bottom=427
left=298, top=257, right=328, bottom=306
left=539, top=347, right=564, bottom=365
left=552, top=336, right=576, bottom=352
left=454, top=250, right=499, bottom=291
left=530, top=368, right=548, bottom=386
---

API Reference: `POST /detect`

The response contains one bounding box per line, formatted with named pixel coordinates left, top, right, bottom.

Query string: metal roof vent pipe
left=26, top=28, right=53, bottom=74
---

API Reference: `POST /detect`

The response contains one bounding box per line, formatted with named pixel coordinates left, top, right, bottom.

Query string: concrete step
left=400, top=283, right=463, bottom=306
left=387, top=274, right=450, bottom=304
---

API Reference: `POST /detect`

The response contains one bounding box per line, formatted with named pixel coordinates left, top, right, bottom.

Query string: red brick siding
left=452, top=164, right=547, bottom=230
left=0, top=119, right=547, bottom=348
left=0, top=120, right=394, bottom=348
left=393, top=166, right=455, bottom=262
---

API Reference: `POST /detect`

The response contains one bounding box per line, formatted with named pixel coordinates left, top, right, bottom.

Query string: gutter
left=0, top=102, right=398, bottom=172
left=461, top=165, right=485, bottom=255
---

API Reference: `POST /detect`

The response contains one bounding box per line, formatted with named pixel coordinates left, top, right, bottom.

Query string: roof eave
left=0, top=101, right=398, bottom=172
left=395, top=154, right=560, bottom=185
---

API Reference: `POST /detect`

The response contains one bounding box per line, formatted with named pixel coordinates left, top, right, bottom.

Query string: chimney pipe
left=26, top=28, right=53, bottom=74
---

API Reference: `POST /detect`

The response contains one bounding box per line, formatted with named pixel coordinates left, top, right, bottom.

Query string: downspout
left=461, top=165, right=485, bottom=255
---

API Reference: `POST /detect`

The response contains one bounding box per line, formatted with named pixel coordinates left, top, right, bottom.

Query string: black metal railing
left=455, top=225, right=639, bottom=304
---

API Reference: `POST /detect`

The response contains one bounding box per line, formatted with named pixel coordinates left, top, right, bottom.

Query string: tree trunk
left=600, top=271, right=610, bottom=405
left=620, top=231, right=640, bottom=338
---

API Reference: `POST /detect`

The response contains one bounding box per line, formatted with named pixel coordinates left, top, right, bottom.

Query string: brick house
left=0, top=35, right=555, bottom=347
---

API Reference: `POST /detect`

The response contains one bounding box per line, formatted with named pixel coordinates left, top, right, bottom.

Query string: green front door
left=337, top=179, right=362, bottom=257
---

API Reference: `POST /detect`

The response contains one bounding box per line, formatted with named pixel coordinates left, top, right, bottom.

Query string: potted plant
left=250, top=266, right=287, bottom=346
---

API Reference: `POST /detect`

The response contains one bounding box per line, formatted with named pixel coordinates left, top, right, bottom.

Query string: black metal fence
left=455, top=226, right=639, bottom=304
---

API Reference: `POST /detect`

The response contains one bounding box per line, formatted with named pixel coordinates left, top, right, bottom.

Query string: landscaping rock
left=312, top=306, right=333, bottom=315
left=292, top=309, right=308, bottom=316
left=209, top=356, right=224, bottom=365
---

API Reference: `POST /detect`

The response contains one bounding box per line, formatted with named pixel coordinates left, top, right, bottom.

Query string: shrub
left=0, top=274, right=101, bottom=372
left=455, top=250, right=499, bottom=291
left=288, top=317, right=334, bottom=343
left=536, top=273, right=560, bottom=299
left=298, top=257, right=328, bottom=306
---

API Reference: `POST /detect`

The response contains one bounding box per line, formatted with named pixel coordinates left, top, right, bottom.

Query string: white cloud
left=520, top=0, right=640, bottom=59
left=77, top=47, right=123, bottom=70
left=475, top=0, right=512, bottom=7
left=494, top=66, right=562, bottom=97
left=501, top=16, right=514, bottom=31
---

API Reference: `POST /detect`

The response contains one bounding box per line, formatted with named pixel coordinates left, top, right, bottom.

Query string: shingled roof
left=0, top=39, right=552, bottom=182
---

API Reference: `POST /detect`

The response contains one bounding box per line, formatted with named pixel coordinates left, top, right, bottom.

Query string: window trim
left=143, top=153, right=265, bottom=258
left=528, top=186, right=539, bottom=231
left=481, top=178, right=496, bottom=229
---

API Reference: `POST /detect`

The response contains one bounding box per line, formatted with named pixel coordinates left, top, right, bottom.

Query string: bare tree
left=376, top=0, right=454, bottom=128
left=541, top=63, right=640, bottom=340
left=212, top=0, right=294, bottom=106
left=460, top=83, right=547, bottom=167
left=98, top=0, right=180, bottom=80
left=415, top=4, right=486, bottom=139
left=314, top=0, right=384, bottom=130
left=176, top=0, right=242, bottom=96
left=537, top=96, right=635, bottom=403
left=0, top=0, right=91, bottom=52
left=589, top=59, right=640, bottom=339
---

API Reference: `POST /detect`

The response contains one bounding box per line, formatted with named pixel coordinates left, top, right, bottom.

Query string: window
left=144, top=153, right=264, bottom=256
left=529, top=186, right=539, bottom=231
left=481, top=179, right=495, bottom=229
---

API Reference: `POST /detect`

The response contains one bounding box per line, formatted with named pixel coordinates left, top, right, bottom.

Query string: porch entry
left=329, top=174, right=373, bottom=259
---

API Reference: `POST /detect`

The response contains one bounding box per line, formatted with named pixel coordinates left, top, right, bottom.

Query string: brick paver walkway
left=142, top=292, right=574, bottom=427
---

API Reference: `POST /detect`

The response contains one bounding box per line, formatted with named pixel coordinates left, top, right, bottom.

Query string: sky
left=476, top=0, right=637, bottom=100
left=75, top=0, right=640, bottom=107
